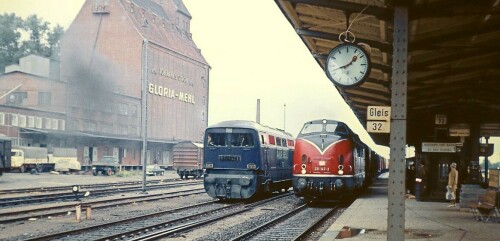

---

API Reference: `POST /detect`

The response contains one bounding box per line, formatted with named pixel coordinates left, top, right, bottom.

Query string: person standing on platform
left=406, top=164, right=416, bottom=195
left=416, top=163, right=426, bottom=198
left=447, top=162, right=459, bottom=207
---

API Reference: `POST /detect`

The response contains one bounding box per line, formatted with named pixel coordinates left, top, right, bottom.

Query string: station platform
left=319, top=179, right=499, bottom=241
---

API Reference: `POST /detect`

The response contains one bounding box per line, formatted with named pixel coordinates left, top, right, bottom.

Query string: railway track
left=0, top=179, right=180, bottom=195
left=230, top=204, right=338, bottom=241
left=0, top=180, right=202, bottom=207
left=0, top=188, right=206, bottom=224
left=18, top=193, right=294, bottom=241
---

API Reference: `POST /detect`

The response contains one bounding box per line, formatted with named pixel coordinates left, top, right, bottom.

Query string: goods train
left=203, top=120, right=295, bottom=199
left=292, top=119, right=383, bottom=201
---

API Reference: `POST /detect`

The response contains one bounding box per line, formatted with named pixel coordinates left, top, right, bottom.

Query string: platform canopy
left=275, top=0, right=500, bottom=146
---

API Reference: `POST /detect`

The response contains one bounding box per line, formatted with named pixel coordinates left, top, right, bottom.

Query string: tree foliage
left=0, top=13, right=64, bottom=73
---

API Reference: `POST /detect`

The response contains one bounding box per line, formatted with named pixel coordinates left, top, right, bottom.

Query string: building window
left=44, top=118, right=51, bottom=129
left=0, top=113, right=4, bottom=125
left=101, top=123, right=113, bottom=133
left=52, top=119, right=58, bottom=130
left=118, top=103, right=128, bottom=115
left=7, top=92, right=27, bottom=106
left=118, top=125, right=128, bottom=135
left=130, top=105, right=137, bottom=117
left=86, top=122, right=97, bottom=132
left=38, top=92, right=51, bottom=106
left=28, top=116, right=34, bottom=127
left=130, top=127, right=137, bottom=136
left=60, top=119, right=65, bottom=130
left=19, top=115, right=26, bottom=127
left=11, top=114, right=18, bottom=126
left=35, top=117, right=42, bottom=128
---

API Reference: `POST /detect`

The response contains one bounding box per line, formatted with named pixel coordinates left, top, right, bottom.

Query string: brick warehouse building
left=0, top=0, right=210, bottom=169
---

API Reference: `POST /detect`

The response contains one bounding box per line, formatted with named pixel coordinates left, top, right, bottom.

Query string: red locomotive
left=292, top=119, right=382, bottom=201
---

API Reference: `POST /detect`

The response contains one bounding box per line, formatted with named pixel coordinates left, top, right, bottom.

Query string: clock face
left=325, top=43, right=371, bottom=88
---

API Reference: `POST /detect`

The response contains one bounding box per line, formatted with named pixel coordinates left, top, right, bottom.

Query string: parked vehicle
left=92, top=156, right=119, bottom=176
left=11, top=146, right=53, bottom=173
left=173, top=142, right=204, bottom=179
left=48, top=147, right=80, bottom=173
left=10, top=146, right=80, bottom=173
left=146, top=164, right=165, bottom=176
left=0, top=136, right=11, bottom=177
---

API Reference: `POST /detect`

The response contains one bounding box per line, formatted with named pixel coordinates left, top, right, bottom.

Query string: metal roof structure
left=275, top=0, right=500, bottom=146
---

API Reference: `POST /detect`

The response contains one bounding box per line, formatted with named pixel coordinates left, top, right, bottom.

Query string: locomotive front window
left=300, top=123, right=323, bottom=134
left=207, top=133, right=227, bottom=147
left=325, top=123, right=340, bottom=133
left=230, top=133, right=254, bottom=147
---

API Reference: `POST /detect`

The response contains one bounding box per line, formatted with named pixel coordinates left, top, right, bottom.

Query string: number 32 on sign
left=367, top=121, right=390, bottom=133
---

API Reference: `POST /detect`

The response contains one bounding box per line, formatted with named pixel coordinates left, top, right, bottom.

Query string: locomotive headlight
left=239, top=176, right=251, bottom=186
left=301, top=164, right=306, bottom=174
left=205, top=163, right=214, bottom=169
left=247, top=163, right=257, bottom=169
left=338, top=165, right=344, bottom=175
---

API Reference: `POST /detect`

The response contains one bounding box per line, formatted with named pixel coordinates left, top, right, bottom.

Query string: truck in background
left=48, top=147, right=80, bottom=173
left=11, top=146, right=53, bottom=173
left=92, top=156, right=120, bottom=176
left=172, top=142, right=204, bottom=179
left=11, top=146, right=81, bottom=173
left=0, top=136, right=12, bottom=176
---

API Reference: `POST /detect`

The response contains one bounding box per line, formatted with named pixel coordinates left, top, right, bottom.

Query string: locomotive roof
left=299, top=119, right=368, bottom=148
left=303, top=119, right=346, bottom=125
left=207, top=120, right=293, bottom=138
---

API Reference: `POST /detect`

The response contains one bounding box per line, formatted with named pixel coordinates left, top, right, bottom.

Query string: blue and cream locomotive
left=203, top=120, right=295, bottom=199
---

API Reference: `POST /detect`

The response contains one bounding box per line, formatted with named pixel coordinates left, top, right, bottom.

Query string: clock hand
left=330, top=56, right=358, bottom=71
left=342, top=55, right=358, bottom=69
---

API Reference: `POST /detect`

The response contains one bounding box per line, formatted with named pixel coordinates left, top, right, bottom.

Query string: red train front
left=292, top=119, right=369, bottom=201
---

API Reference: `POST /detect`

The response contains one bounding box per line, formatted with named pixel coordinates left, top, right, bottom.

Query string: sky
left=2, top=0, right=499, bottom=162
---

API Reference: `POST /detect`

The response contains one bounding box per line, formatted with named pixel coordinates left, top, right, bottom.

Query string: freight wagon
left=172, top=142, right=204, bottom=179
